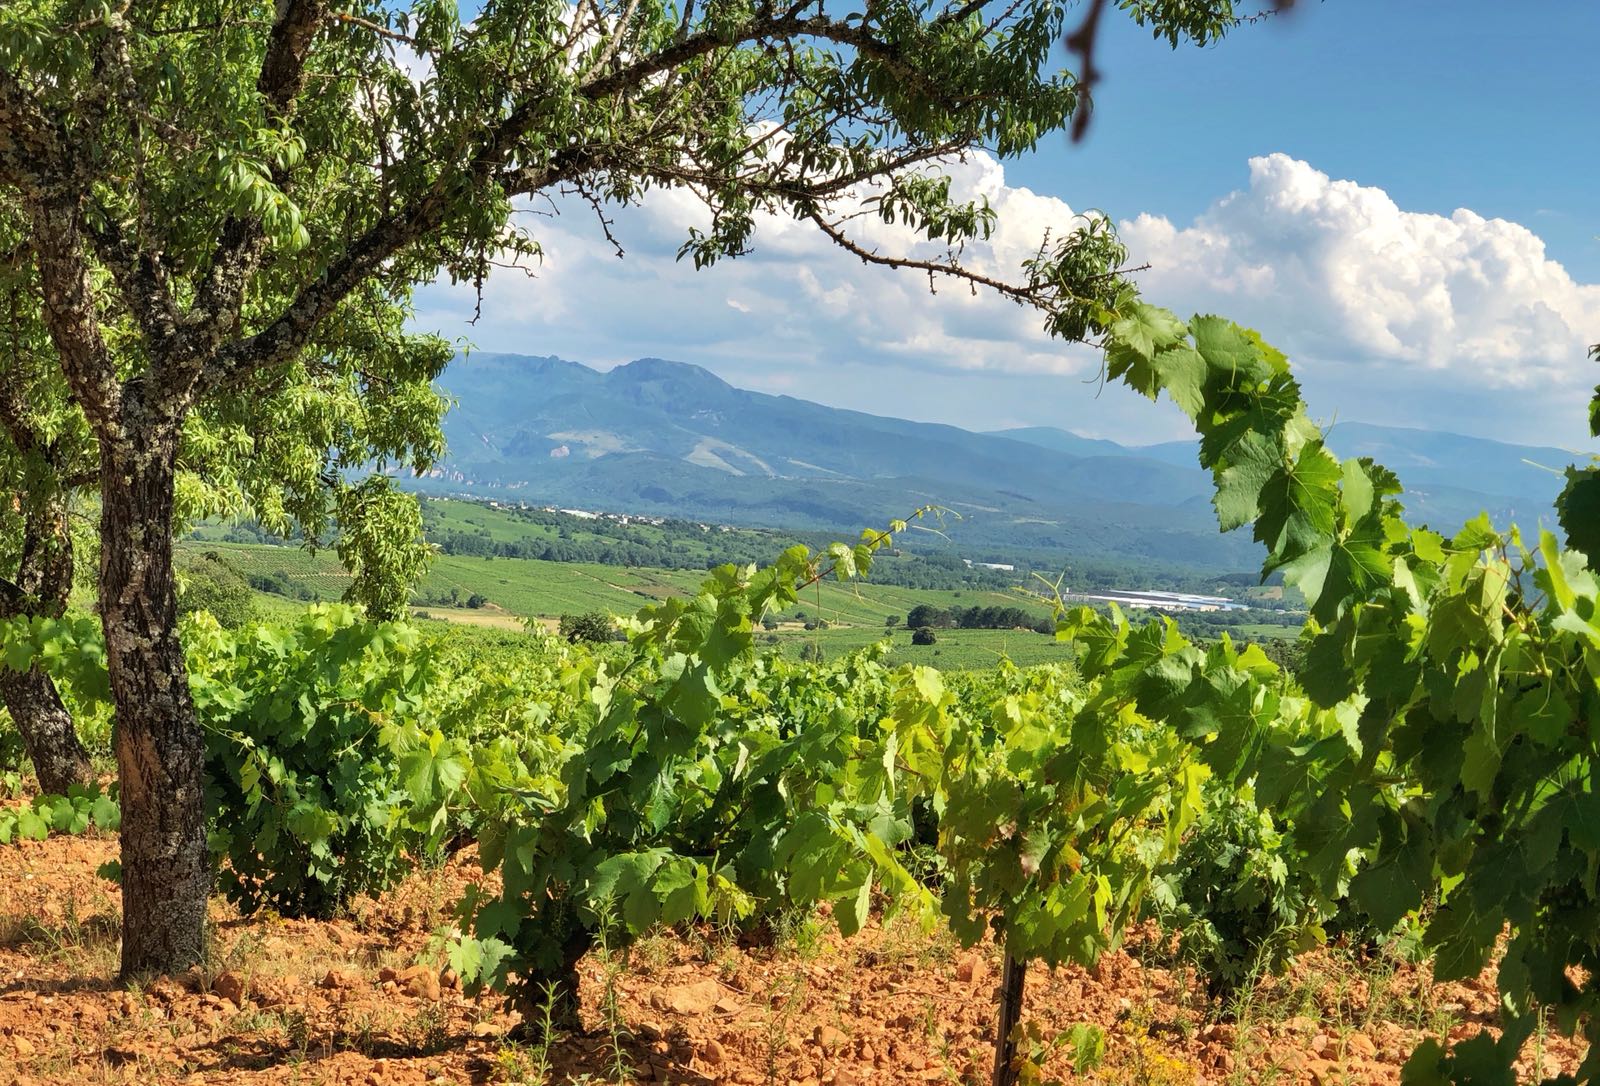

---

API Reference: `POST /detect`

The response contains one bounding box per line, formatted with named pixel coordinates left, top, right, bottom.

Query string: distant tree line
left=192, top=500, right=1291, bottom=607
left=422, top=507, right=1017, bottom=591
left=905, top=603, right=1054, bottom=634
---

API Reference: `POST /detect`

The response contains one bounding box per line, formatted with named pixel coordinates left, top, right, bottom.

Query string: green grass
left=774, top=580, right=1053, bottom=628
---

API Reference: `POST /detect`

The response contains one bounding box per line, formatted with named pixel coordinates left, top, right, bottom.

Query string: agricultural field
left=177, top=540, right=1080, bottom=670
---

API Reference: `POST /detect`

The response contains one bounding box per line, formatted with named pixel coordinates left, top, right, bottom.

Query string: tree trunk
left=0, top=485, right=93, bottom=795
left=99, top=435, right=210, bottom=978
left=990, top=952, right=1027, bottom=1086
left=0, top=665, right=91, bottom=795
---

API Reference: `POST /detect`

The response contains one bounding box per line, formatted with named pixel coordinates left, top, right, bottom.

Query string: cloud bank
left=415, top=153, right=1600, bottom=445
left=1123, top=153, right=1600, bottom=390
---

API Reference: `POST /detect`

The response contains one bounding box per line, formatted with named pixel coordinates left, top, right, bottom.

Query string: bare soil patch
left=0, top=831, right=1583, bottom=1085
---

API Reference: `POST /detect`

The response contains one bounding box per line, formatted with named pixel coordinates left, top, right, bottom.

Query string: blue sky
left=418, top=1, right=1600, bottom=449
left=1009, top=1, right=1600, bottom=281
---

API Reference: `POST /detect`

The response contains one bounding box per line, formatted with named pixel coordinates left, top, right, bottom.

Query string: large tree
left=0, top=205, right=448, bottom=796
left=0, top=0, right=1254, bottom=976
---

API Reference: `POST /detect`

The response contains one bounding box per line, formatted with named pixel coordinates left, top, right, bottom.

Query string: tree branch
left=0, top=78, right=120, bottom=429
left=804, top=207, right=1038, bottom=306
left=20, top=213, right=122, bottom=430
left=172, top=0, right=330, bottom=402
left=196, top=6, right=1047, bottom=402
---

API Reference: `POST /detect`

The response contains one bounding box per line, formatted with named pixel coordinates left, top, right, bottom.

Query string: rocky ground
left=0, top=828, right=1585, bottom=1085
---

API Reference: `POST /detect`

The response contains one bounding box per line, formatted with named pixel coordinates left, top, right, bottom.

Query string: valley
left=183, top=495, right=1302, bottom=672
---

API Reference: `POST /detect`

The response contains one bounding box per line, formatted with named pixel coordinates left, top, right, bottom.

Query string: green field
left=178, top=540, right=1076, bottom=670
left=183, top=541, right=1057, bottom=620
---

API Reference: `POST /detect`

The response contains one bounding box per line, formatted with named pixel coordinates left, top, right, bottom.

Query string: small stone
left=440, top=968, right=460, bottom=991
left=1347, top=1033, right=1377, bottom=1059
left=701, top=1038, right=726, bottom=1065
left=13, top=1035, right=35, bottom=1057
left=400, top=965, right=441, bottom=1001
left=320, top=968, right=361, bottom=990
left=1310, top=1034, right=1330, bottom=1055
left=648, top=980, right=724, bottom=1016
left=815, top=1025, right=847, bottom=1050
left=954, top=953, right=985, bottom=987
left=142, top=978, right=183, bottom=1003
left=212, top=971, right=246, bottom=1006
left=471, top=1022, right=500, bottom=1039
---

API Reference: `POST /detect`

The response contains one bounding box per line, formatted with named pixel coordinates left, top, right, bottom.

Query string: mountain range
left=412, top=352, right=1584, bottom=572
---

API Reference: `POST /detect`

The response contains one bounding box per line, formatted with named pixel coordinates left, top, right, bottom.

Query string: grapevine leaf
left=17, top=808, right=47, bottom=841
left=1563, top=790, right=1600, bottom=852
left=1151, top=345, right=1207, bottom=418
left=1105, top=341, right=1159, bottom=401
left=1425, top=900, right=1499, bottom=983
left=1109, top=303, right=1186, bottom=361
left=1398, top=1040, right=1450, bottom=1086
left=1191, top=314, right=1267, bottom=383
left=1349, top=839, right=1431, bottom=932
left=449, top=938, right=485, bottom=983
left=1212, top=431, right=1281, bottom=532
left=1510, top=682, right=1572, bottom=748
left=1556, top=466, right=1600, bottom=563
left=835, top=866, right=873, bottom=937
left=1255, top=441, right=1340, bottom=559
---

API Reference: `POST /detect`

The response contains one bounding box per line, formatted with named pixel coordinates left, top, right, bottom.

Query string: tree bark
left=0, top=665, right=90, bottom=795
left=98, top=433, right=210, bottom=977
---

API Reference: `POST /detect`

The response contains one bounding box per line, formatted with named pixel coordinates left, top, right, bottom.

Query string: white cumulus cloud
left=1122, top=153, right=1600, bottom=390
left=415, top=152, right=1600, bottom=445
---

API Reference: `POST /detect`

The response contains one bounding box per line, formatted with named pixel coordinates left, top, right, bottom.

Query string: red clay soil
left=0, top=827, right=1586, bottom=1085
